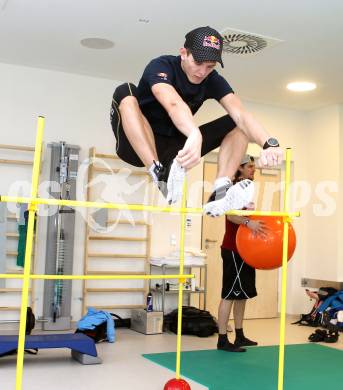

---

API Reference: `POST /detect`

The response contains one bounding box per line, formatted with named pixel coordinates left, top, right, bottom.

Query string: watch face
left=268, top=138, right=279, bottom=147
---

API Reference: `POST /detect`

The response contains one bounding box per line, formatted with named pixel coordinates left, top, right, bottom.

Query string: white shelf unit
left=149, top=264, right=207, bottom=314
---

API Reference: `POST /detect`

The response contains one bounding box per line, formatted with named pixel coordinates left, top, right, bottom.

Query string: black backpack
left=26, top=307, right=36, bottom=335
left=76, top=321, right=108, bottom=343
left=165, top=306, right=218, bottom=337
left=292, top=301, right=322, bottom=327
left=318, top=287, right=338, bottom=301
left=0, top=307, right=37, bottom=357
left=292, top=287, right=338, bottom=327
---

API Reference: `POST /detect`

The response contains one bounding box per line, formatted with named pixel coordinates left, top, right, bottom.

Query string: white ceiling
left=1, top=0, right=343, bottom=110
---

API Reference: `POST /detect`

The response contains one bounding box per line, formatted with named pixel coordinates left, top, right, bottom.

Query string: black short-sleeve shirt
left=137, top=55, right=234, bottom=136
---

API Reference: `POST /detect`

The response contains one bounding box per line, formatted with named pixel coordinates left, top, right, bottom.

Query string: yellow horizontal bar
left=0, top=274, right=194, bottom=280
left=0, top=195, right=299, bottom=218
left=0, top=195, right=193, bottom=212
left=32, top=274, right=195, bottom=280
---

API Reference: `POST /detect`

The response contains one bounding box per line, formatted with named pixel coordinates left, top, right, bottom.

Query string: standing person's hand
left=176, top=130, right=202, bottom=169
left=247, top=220, right=268, bottom=238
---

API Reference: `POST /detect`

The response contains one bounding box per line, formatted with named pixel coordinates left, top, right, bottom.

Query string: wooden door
left=202, top=162, right=281, bottom=319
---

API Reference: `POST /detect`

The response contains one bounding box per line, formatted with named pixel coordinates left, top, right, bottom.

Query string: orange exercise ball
left=236, top=216, right=296, bottom=270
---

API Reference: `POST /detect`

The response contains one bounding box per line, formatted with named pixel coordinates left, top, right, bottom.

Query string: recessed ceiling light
left=1, top=0, right=10, bottom=11
left=286, top=81, right=317, bottom=92
left=80, top=38, right=114, bottom=50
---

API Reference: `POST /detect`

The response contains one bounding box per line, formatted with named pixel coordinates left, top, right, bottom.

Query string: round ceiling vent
left=222, top=33, right=268, bottom=55
left=80, top=38, right=114, bottom=50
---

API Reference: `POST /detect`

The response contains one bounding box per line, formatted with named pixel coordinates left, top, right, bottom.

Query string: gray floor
left=1, top=316, right=342, bottom=390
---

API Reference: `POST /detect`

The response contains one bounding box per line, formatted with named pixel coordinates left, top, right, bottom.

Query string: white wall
left=0, top=64, right=116, bottom=151
left=302, top=106, right=340, bottom=281
left=338, top=106, right=343, bottom=281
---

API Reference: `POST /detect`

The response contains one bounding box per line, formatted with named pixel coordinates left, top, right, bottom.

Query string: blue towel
left=77, top=308, right=115, bottom=343
left=318, top=291, right=343, bottom=313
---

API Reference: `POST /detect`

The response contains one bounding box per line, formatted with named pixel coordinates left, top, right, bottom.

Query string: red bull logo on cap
left=203, top=35, right=220, bottom=50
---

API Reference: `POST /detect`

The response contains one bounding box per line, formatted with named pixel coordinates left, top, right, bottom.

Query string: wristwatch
left=263, top=137, right=280, bottom=149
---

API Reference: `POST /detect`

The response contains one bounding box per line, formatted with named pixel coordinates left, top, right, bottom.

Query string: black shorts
left=221, top=247, right=257, bottom=300
left=110, top=83, right=237, bottom=167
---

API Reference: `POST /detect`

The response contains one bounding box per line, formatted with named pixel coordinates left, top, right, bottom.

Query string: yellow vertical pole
left=277, top=148, right=292, bottom=390
left=175, top=180, right=187, bottom=379
left=15, top=116, right=44, bottom=390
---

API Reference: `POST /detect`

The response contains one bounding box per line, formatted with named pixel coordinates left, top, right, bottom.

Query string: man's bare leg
left=217, top=127, right=249, bottom=179
left=119, top=96, right=158, bottom=168
left=233, top=300, right=258, bottom=347
left=233, top=299, right=246, bottom=329
left=142, top=116, right=158, bottom=160
left=217, top=299, right=245, bottom=352
left=119, top=96, right=185, bottom=203
left=218, top=299, right=233, bottom=334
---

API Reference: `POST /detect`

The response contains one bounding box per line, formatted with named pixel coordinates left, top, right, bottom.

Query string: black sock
left=235, top=328, right=244, bottom=339
left=218, top=333, right=228, bottom=345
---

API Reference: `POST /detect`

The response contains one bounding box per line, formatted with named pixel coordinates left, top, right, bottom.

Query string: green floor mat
left=143, top=344, right=342, bottom=390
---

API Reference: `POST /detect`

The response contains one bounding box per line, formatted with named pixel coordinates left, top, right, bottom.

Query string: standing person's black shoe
left=234, top=328, right=258, bottom=347
left=217, top=334, right=246, bottom=352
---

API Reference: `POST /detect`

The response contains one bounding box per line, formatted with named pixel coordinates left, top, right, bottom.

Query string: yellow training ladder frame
left=0, top=117, right=298, bottom=390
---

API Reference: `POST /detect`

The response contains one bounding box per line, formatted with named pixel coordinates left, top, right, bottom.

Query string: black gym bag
left=0, top=307, right=38, bottom=357
left=164, top=306, right=218, bottom=337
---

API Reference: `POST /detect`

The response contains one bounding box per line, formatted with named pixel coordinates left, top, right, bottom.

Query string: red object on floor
left=164, top=378, right=191, bottom=390
left=236, top=216, right=296, bottom=270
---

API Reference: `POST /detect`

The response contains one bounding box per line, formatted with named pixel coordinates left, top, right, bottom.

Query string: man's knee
left=227, top=127, right=249, bottom=142
left=112, top=82, right=139, bottom=107
left=119, top=95, right=140, bottom=114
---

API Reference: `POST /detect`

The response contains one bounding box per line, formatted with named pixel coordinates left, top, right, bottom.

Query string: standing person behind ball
left=110, top=26, right=282, bottom=215
left=217, top=155, right=267, bottom=352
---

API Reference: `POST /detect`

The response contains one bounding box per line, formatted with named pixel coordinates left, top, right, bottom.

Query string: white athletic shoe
left=149, top=159, right=185, bottom=204
left=203, top=179, right=255, bottom=217
left=166, top=159, right=186, bottom=204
